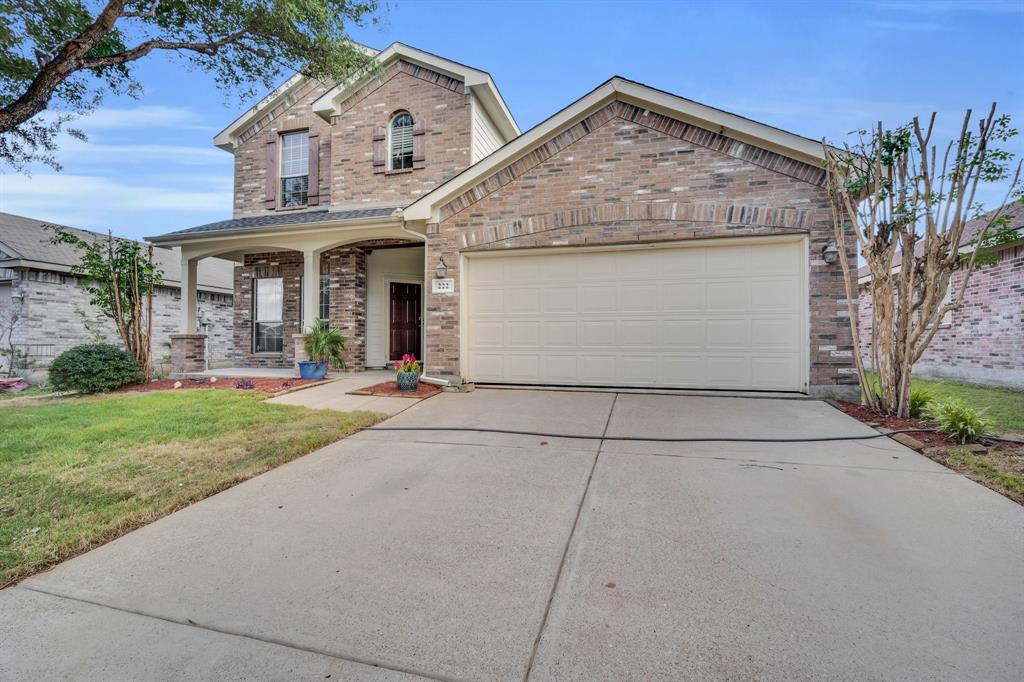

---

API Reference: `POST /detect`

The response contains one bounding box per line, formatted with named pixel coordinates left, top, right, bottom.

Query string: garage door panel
left=662, top=281, right=705, bottom=312
left=466, top=240, right=805, bottom=391
left=706, top=280, right=750, bottom=311
left=544, top=321, right=578, bottom=347
left=661, top=320, right=705, bottom=349
left=619, top=320, right=658, bottom=347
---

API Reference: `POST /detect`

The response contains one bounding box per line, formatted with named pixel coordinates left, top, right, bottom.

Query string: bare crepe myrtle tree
left=49, top=226, right=161, bottom=380
left=823, top=105, right=1023, bottom=417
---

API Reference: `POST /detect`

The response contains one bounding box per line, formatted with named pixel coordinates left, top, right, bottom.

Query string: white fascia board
left=405, top=77, right=827, bottom=223
left=213, top=73, right=308, bottom=152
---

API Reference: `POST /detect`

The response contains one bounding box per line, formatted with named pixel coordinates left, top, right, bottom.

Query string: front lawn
left=0, top=390, right=382, bottom=587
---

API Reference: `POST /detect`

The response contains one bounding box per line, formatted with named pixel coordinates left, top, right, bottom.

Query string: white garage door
left=464, top=238, right=807, bottom=391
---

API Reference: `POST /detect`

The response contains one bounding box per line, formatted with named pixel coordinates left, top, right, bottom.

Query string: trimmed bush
left=924, top=398, right=991, bottom=444
left=49, top=344, right=142, bottom=394
left=909, top=387, right=934, bottom=418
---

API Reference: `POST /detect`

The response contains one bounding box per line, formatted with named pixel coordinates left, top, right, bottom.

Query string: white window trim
left=388, top=112, right=414, bottom=172
left=279, top=130, right=310, bottom=208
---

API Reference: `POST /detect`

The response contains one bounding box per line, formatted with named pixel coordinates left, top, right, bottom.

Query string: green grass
left=946, top=450, right=1024, bottom=505
left=0, top=390, right=382, bottom=587
left=865, top=373, right=1024, bottom=436
left=0, top=385, right=52, bottom=401
left=908, top=377, right=1024, bottom=437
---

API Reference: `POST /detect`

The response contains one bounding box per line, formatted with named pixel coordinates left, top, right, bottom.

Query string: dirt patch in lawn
left=838, top=401, right=960, bottom=448
left=350, top=380, right=442, bottom=398
left=116, top=376, right=324, bottom=397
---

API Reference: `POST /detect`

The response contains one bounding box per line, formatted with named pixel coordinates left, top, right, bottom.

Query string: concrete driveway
left=2, top=390, right=1022, bottom=681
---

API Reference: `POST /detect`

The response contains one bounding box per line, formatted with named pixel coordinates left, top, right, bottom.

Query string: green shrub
left=49, top=344, right=142, bottom=394
left=924, top=398, right=991, bottom=443
left=909, top=387, right=934, bottom=418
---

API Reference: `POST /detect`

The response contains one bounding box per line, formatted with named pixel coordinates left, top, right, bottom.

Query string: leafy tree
left=0, top=0, right=379, bottom=170
left=49, top=225, right=162, bottom=379
left=823, top=106, right=1022, bottom=417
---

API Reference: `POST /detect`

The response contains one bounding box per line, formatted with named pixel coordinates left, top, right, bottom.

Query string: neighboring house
left=150, top=42, right=857, bottom=399
left=857, top=203, right=1024, bottom=389
left=0, top=212, right=235, bottom=378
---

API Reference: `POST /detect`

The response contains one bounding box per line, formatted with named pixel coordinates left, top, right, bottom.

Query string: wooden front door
left=389, top=282, right=422, bottom=361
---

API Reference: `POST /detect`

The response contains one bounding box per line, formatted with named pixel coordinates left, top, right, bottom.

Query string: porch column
left=301, top=247, right=320, bottom=329
left=171, top=253, right=206, bottom=377
left=181, top=255, right=199, bottom=333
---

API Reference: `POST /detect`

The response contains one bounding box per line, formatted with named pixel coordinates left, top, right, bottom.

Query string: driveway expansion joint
left=16, top=585, right=456, bottom=682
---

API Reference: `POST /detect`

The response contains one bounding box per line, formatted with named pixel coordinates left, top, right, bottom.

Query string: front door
left=389, top=282, right=422, bottom=362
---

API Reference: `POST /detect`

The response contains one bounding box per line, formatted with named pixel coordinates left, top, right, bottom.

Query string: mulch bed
left=350, top=380, right=442, bottom=398
left=838, top=401, right=962, bottom=448
left=116, top=376, right=323, bottom=397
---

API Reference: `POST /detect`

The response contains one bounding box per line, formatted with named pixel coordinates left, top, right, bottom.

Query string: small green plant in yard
left=0, top=390, right=382, bottom=586
left=924, top=399, right=991, bottom=443
left=909, top=387, right=934, bottom=418
left=48, top=344, right=142, bottom=393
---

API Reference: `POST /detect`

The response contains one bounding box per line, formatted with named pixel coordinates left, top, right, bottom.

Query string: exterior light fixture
left=435, top=256, right=448, bottom=279
left=822, top=241, right=839, bottom=265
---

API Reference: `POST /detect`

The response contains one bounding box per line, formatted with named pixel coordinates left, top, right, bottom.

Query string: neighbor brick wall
left=858, top=244, right=1024, bottom=388
left=328, top=61, right=472, bottom=206
left=7, top=268, right=233, bottom=378
left=425, top=99, right=857, bottom=397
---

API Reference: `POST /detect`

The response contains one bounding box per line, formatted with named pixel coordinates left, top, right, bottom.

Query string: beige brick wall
left=425, top=100, right=857, bottom=398
left=328, top=63, right=471, bottom=206
left=230, top=61, right=472, bottom=216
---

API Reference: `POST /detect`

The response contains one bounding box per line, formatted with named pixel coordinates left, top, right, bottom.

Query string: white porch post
left=301, top=247, right=320, bottom=329
left=181, top=255, right=198, bottom=333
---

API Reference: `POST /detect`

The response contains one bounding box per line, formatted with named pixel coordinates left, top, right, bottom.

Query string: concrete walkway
left=268, top=369, right=427, bottom=415
left=2, top=390, right=1021, bottom=681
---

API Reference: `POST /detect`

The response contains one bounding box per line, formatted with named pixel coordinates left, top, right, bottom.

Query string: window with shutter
left=280, top=131, right=309, bottom=207
left=390, top=112, right=414, bottom=170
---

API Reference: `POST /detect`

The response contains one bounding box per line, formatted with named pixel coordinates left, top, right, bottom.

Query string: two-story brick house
left=151, top=42, right=858, bottom=399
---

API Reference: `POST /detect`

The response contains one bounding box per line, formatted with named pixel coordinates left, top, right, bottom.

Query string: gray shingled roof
left=153, top=206, right=399, bottom=239
left=0, top=212, right=235, bottom=292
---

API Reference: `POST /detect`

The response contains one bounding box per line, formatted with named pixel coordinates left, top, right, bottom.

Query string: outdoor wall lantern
left=822, top=241, right=839, bottom=265
left=435, top=256, right=448, bottom=279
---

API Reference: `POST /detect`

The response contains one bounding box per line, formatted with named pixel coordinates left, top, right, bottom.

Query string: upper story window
left=390, top=112, right=414, bottom=171
left=280, top=130, right=309, bottom=207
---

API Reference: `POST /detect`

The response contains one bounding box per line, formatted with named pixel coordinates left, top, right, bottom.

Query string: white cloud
left=0, top=173, right=231, bottom=238
left=59, top=141, right=228, bottom=165
left=72, top=105, right=213, bottom=131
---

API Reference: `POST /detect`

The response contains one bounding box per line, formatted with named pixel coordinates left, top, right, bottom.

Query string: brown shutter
left=412, top=119, right=426, bottom=169
left=264, top=134, right=278, bottom=209
left=372, top=126, right=386, bottom=174
left=307, top=131, right=320, bottom=206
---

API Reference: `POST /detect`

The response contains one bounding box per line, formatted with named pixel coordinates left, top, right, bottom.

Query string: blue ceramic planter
left=298, top=361, right=327, bottom=380
left=396, top=370, right=419, bottom=392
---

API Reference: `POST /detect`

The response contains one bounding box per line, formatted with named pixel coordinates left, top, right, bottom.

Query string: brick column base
left=170, top=334, right=207, bottom=377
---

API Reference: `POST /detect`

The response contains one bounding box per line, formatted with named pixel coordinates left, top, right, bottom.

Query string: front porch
left=167, top=217, right=426, bottom=377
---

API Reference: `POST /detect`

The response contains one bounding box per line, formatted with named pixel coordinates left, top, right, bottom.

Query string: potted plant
left=393, top=353, right=421, bottom=392
left=299, top=319, right=346, bottom=380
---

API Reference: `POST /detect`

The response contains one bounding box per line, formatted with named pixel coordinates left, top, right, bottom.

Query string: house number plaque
left=432, top=278, right=455, bottom=294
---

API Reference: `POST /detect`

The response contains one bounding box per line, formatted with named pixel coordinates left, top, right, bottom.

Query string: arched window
left=390, top=112, right=414, bottom=170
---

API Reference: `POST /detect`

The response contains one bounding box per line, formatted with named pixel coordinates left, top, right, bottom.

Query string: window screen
left=254, top=277, right=284, bottom=353
left=280, top=131, right=309, bottom=207
left=390, top=113, right=414, bottom=170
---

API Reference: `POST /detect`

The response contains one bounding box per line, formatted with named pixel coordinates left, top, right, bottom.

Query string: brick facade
left=234, top=251, right=305, bottom=368
left=424, top=100, right=857, bottom=398
left=858, top=244, right=1024, bottom=388
left=230, top=61, right=471, bottom=218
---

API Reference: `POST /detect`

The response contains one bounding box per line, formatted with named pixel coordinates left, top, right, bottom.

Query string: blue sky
left=1, top=0, right=1021, bottom=241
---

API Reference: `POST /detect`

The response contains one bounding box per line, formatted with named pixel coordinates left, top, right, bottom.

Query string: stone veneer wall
left=858, top=243, right=1024, bottom=388
left=424, top=99, right=858, bottom=399
left=1, top=267, right=233, bottom=378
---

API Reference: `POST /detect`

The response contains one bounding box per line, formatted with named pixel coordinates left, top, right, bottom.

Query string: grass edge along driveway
left=0, top=389, right=383, bottom=587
